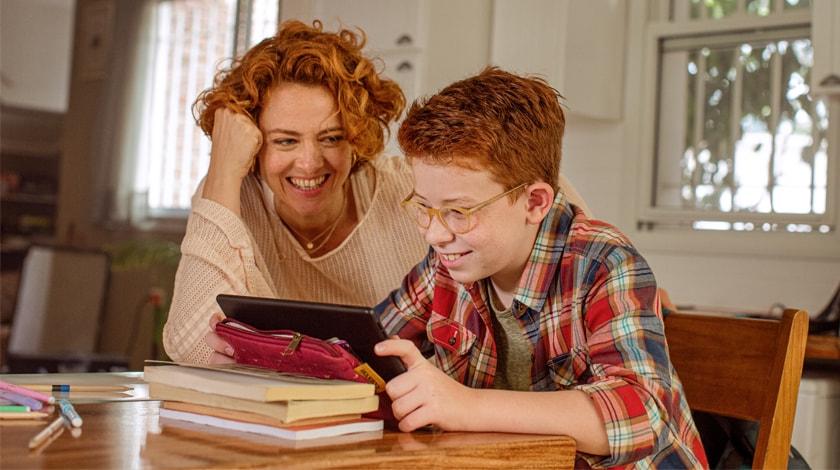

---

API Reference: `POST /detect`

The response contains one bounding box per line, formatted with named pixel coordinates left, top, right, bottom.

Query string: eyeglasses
left=400, top=183, right=528, bottom=234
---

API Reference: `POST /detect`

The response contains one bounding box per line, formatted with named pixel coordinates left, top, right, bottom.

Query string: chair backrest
left=9, top=246, right=110, bottom=358
left=664, top=309, right=809, bottom=469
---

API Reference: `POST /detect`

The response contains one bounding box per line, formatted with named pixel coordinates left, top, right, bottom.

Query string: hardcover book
left=161, top=401, right=362, bottom=427
left=143, top=362, right=374, bottom=402
left=158, top=407, right=383, bottom=440
left=150, top=383, right=377, bottom=423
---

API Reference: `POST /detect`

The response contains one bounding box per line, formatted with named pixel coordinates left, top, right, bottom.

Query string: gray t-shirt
left=486, top=280, right=532, bottom=391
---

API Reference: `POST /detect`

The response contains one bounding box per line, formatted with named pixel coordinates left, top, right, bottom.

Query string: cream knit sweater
left=163, top=157, right=428, bottom=363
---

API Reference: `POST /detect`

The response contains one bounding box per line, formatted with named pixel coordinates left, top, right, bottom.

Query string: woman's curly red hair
left=194, top=20, right=405, bottom=163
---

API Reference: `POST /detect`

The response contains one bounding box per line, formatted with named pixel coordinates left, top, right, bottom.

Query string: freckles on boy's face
left=409, top=160, right=531, bottom=286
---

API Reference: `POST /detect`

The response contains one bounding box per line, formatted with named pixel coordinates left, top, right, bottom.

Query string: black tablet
left=216, top=294, right=406, bottom=381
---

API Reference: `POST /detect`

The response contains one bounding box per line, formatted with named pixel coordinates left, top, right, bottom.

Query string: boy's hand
left=205, top=313, right=236, bottom=364
left=375, top=339, right=477, bottom=432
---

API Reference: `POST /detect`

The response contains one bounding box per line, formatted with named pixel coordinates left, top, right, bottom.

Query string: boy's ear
left=524, top=182, right=554, bottom=225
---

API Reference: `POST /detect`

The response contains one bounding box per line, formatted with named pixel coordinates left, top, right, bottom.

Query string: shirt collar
left=509, top=188, right=576, bottom=317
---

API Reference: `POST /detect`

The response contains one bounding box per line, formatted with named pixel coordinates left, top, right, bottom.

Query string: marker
left=28, top=415, right=66, bottom=449
left=57, top=399, right=82, bottom=427
left=0, top=380, right=55, bottom=404
left=0, top=411, right=49, bottom=420
left=0, top=405, right=30, bottom=412
left=0, top=390, right=44, bottom=410
left=16, top=384, right=131, bottom=393
left=57, top=399, right=82, bottom=428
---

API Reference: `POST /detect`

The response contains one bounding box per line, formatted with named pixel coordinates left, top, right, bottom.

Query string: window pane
left=734, top=42, right=773, bottom=212
left=746, top=0, right=772, bottom=16
left=783, top=0, right=811, bottom=10
left=687, top=0, right=739, bottom=19
left=248, top=0, right=279, bottom=47
left=655, top=34, right=829, bottom=217
left=775, top=39, right=823, bottom=214
left=143, top=0, right=237, bottom=212
left=138, top=0, right=279, bottom=214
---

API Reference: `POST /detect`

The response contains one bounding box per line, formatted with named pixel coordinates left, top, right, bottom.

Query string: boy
left=374, top=68, right=708, bottom=468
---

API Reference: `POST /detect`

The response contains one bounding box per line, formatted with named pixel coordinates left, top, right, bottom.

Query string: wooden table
left=805, top=335, right=840, bottom=361
left=0, top=375, right=576, bottom=469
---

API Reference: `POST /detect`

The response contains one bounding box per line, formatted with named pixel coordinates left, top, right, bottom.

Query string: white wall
left=0, top=0, right=75, bottom=112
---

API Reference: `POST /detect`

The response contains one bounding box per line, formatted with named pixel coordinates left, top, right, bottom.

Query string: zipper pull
left=282, top=332, right=302, bottom=356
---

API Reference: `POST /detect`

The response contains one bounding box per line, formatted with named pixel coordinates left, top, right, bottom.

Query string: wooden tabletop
left=0, top=401, right=576, bottom=469
left=805, top=334, right=840, bottom=361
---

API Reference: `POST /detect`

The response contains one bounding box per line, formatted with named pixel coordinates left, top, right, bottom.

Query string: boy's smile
left=408, top=160, right=548, bottom=299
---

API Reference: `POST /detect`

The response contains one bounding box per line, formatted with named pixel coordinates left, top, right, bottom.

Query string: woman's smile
left=288, top=174, right=329, bottom=191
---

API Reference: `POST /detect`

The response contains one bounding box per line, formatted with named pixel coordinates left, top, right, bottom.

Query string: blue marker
left=58, top=399, right=83, bottom=427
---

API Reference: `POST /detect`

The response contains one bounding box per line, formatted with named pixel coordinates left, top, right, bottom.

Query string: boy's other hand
left=205, top=313, right=236, bottom=364
left=375, top=338, right=477, bottom=432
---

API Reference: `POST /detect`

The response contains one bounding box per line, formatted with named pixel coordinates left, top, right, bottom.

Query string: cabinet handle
left=396, top=34, right=413, bottom=46
left=397, top=61, right=413, bottom=72
left=819, top=74, right=840, bottom=87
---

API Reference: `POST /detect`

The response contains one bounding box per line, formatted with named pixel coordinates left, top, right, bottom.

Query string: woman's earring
left=351, top=152, right=359, bottom=167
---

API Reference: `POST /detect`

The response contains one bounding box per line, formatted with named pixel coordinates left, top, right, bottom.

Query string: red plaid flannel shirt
left=376, top=193, right=708, bottom=468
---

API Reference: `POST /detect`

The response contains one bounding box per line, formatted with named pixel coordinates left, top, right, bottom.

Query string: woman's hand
left=209, top=108, right=263, bottom=179
left=375, top=338, right=477, bottom=432
left=202, top=108, right=263, bottom=215
left=205, top=312, right=236, bottom=364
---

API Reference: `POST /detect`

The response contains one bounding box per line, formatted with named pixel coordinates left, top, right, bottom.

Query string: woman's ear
left=524, top=182, right=554, bottom=225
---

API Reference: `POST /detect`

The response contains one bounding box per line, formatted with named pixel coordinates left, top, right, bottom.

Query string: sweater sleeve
left=162, top=195, right=274, bottom=364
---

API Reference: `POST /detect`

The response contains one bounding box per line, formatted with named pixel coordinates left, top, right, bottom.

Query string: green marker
left=0, top=404, right=30, bottom=412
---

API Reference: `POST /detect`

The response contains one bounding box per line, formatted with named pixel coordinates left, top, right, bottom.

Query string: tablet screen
left=216, top=294, right=406, bottom=381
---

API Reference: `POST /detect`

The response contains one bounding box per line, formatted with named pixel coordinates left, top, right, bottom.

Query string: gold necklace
left=284, top=195, right=347, bottom=252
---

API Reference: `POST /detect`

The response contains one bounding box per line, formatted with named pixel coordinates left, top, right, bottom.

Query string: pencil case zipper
left=217, top=319, right=342, bottom=357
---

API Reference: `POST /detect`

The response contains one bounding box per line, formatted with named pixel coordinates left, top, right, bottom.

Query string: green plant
left=104, top=239, right=181, bottom=360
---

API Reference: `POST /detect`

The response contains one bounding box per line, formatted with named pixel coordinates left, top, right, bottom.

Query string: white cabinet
left=812, top=0, right=840, bottom=95
left=491, top=0, right=626, bottom=120
left=0, top=0, right=76, bottom=112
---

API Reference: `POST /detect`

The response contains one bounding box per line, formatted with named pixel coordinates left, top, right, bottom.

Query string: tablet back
left=216, top=294, right=406, bottom=381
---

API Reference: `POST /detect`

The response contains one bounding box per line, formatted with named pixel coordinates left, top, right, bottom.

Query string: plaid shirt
left=376, top=192, right=708, bottom=468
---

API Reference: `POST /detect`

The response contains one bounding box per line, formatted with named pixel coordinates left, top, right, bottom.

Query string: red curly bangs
left=194, top=20, right=405, bottom=161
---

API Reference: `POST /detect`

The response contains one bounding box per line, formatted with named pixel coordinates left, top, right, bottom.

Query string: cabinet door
left=0, top=0, right=75, bottom=112
left=812, top=0, right=840, bottom=95
left=281, top=0, right=422, bottom=54
left=377, top=50, right=421, bottom=156
left=491, top=0, right=625, bottom=120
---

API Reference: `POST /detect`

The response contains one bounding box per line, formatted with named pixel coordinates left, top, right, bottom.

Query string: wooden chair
left=664, top=309, right=809, bottom=469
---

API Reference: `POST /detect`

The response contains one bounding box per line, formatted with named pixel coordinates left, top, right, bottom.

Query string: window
left=103, top=0, right=278, bottom=228
left=638, top=0, right=836, bottom=237
left=140, top=0, right=278, bottom=216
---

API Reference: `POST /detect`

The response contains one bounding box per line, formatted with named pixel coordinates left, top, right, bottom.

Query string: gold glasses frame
left=400, top=183, right=528, bottom=234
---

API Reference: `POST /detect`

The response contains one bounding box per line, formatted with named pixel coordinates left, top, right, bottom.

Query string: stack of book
left=143, top=362, right=382, bottom=442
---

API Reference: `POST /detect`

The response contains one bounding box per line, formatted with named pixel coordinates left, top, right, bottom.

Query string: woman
left=163, top=20, right=591, bottom=365
left=163, top=20, right=429, bottom=364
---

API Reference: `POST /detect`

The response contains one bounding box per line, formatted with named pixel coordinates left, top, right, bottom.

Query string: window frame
left=113, top=0, right=279, bottom=233
left=626, top=3, right=840, bottom=260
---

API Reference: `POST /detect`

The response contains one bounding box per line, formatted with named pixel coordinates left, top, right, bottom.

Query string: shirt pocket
left=427, top=312, right=477, bottom=357
left=546, top=348, right=589, bottom=390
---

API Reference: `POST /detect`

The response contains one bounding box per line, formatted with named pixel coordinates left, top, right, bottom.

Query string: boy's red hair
left=398, top=67, right=565, bottom=191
